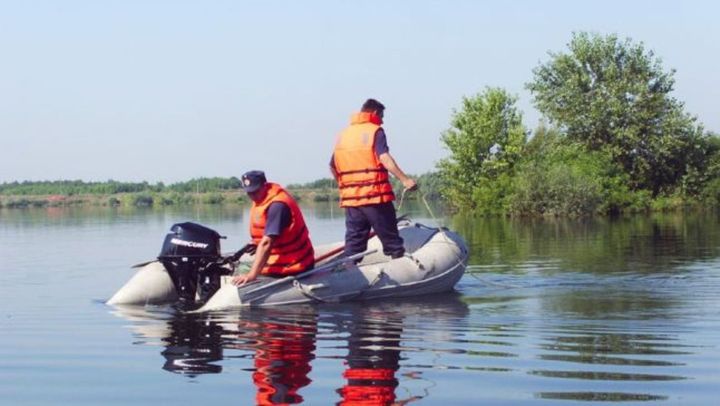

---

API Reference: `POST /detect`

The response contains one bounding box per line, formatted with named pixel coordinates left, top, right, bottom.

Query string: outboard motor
left=158, top=222, right=230, bottom=309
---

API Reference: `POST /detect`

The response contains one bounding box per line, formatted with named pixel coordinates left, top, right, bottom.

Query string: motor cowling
left=158, top=222, right=229, bottom=309
left=159, top=222, right=222, bottom=259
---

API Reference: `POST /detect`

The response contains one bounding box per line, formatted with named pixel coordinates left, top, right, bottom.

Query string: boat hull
left=108, top=223, right=469, bottom=310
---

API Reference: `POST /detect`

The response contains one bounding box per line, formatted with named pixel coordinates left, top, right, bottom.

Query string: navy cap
left=241, top=170, right=267, bottom=193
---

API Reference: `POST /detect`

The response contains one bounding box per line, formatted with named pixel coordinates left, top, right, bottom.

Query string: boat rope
left=397, top=187, right=409, bottom=212
left=419, top=194, right=514, bottom=289
left=421, top=194, right=466, bottom=266
left=420, top=193, right=440, bottom=226
left=468, top=272, right=521, bottom=289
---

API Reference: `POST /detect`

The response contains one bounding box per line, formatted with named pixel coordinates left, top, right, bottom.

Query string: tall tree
left=437, top=87, right=526, bottom=210
left=527, top=32, right=707, bottom=195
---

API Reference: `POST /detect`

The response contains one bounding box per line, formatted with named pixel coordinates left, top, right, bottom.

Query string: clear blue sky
left=1, top=0, right=718, bottom=185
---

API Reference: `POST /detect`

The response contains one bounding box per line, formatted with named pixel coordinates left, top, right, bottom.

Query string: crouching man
left=232, top=170, right=314, bottom=286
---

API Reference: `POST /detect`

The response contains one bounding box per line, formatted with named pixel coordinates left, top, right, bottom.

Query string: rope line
left=397, top=187, right=409, bottom=212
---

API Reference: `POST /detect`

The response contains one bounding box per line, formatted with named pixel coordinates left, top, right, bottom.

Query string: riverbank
left=0, top=188, right=343, bottom=209
left=1, top=188, right=715, bottom=215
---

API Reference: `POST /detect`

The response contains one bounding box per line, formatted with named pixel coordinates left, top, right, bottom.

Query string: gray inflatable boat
left=107, top=221, right=469, bottom=311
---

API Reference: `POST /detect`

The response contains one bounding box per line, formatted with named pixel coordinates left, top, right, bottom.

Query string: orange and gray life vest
left=333, top=112, right=395, bottom=208
left=249, top=183, right=314, bottom=276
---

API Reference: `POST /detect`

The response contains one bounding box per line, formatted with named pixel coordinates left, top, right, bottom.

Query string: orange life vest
left=249, top=183, right=314, bottom=276
left=333, top=112, right=395, bottom=208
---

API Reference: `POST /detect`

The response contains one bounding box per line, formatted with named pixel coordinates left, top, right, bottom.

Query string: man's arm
left=232, top=235, right=274, bottom=286
left=375, top=130, right=416, bottom=190
left=232, top=202, right=289, bottom=286
left=379, top=152, right=417, bottom=190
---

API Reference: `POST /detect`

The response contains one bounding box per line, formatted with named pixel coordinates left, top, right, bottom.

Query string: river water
left=1, top=204, right=719, bottom=405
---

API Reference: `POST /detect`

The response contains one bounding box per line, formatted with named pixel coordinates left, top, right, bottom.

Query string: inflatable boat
left=107, top=220, right=468, bottom=311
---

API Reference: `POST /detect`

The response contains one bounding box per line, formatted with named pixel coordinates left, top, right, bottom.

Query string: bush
left=201, top=193, right=225, bottom=205
left=469, top=173, right=514, bottom=215
left=509, top=141, right=614, bottom=216
left=511, top=161, right=602, bottom=216
left=700, top=178, right=720, bottom=206
left=312, top=193, right=332, bottom=202
left=5, top=198, right=32, bottom=208
left=131, top=193, right=154, bottom=207
left=157, top=195, right=175, bottom=206
left=650, top=193, right=686, bottom=212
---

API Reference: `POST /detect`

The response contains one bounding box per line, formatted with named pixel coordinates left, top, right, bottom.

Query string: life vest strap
left=337, top=168, right=388, bottom=176
left=340, top=191, right=396, bottom=202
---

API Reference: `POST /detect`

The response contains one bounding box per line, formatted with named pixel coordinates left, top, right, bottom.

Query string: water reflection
left=454, top=212, right=720, bottom=273
left=161, top=313, right=225, bottom=375
left=459, top=280, right=701, bottom=402
left=112, top=287, right=704, bottom=404
left=335, top=306, right=406, bottom=405
left=234, top=307, right=317, bottom=404
left=112, top=294, right=469, bottom=404
left=536, top=392, right=669, bottom=402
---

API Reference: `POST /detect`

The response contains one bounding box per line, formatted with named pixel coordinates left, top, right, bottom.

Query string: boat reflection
left=232, top=306, right=318, bottom=404
left=111, top=293, right=469, bottom=404
left=335, top=305, right=405, bottom=405
left=161, top=312, right=226, bottom=375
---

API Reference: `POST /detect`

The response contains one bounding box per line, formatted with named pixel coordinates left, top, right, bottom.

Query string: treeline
left=0, top=180, right=161, bottom=195
left=0, top=177, right=242, bottom=196
left=0, top=177, right=245, bottom=208
left=0, top=174, right=442, bottom=208
left=437, top=32, right=720, bottom=216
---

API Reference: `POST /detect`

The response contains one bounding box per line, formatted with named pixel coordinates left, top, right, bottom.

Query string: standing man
left=330, top=98, right=417, bottom=259
left=232, top=170, right=314, bottom=286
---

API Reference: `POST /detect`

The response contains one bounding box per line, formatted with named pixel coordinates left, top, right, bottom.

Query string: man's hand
left=402, top=178, right=418, bottom=191
left=378, top=152, right=417, bottom=191
left=232, top=272, right=258, bottom=286
left=232, top=236, right=273, bottom=286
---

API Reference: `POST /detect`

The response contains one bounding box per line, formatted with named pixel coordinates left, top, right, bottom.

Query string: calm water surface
left=1, top=204, right=719, bottom=405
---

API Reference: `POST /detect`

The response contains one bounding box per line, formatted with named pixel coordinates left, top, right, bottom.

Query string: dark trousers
left=344, top=202, right=405, bottom=258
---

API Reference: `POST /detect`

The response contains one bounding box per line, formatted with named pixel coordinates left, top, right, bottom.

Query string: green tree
left=511, top=128, right=635, bottom=216
left=437, top=87, right=526, bottom=211
left=527, top=32, right=709, bottom=195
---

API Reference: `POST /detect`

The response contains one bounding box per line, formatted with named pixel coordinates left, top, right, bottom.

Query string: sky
left=1, top=0, right=718, bottom=185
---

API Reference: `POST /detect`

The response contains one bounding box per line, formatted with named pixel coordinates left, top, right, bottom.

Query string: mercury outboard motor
left=158, top=222, right=230, bottom=309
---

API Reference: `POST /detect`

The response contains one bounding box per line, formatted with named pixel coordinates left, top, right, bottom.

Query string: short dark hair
left=361, top=98, right=385, bottom=113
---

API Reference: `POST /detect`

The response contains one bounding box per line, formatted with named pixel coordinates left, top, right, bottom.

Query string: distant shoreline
left=0, top=188, right=342, bottom=209
left=0, top=176, right=440, bottom=209
left=0, top=178, right=343, bottom=209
